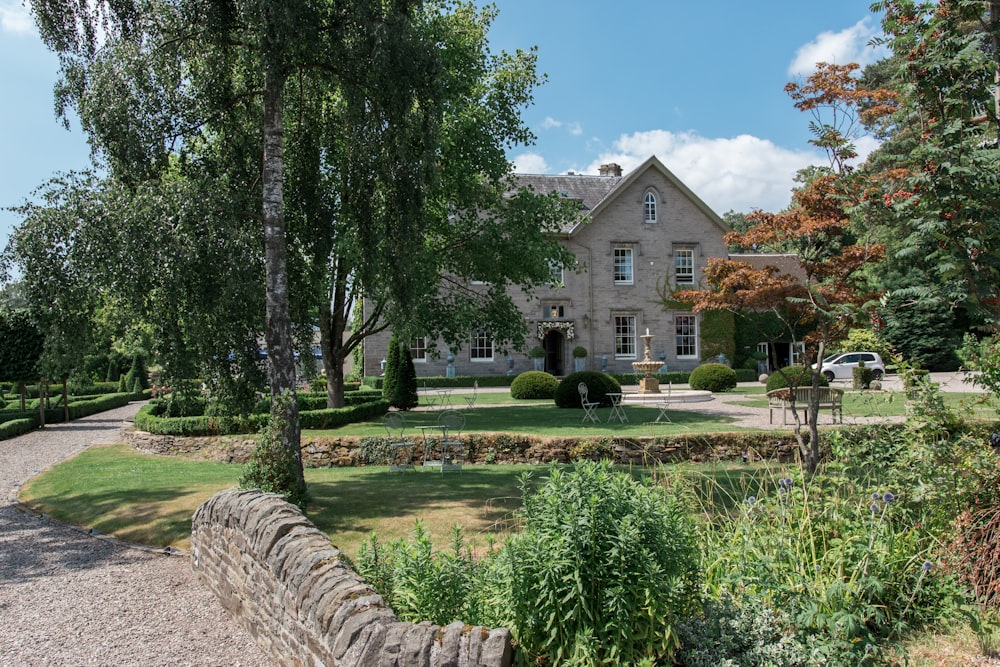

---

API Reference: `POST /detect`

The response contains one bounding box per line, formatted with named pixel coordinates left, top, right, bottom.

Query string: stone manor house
left=361, top=155, right=731, bottom=378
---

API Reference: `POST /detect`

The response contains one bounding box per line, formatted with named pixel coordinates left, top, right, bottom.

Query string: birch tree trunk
left=262, top=60, right=305, bottom=491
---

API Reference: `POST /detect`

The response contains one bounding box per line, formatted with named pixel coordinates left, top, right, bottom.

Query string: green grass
left=309, top=402, right=750, bottom=438
left=18, top=443, right=766, bottom=559
left=730, top=389, right=1000, bottom=419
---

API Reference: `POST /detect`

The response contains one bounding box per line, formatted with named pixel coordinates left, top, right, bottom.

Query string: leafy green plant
left=356, top=522, right=486, bottom=626
left=688, top=363, right=737, bottom=392
left=572, top=346, right=587, bottom=359
left=239, top=390, right=309, bottom=509
left=510, top=371, right=559, bottom=400
left=675, top=593, right=808, bottom=667
left=853, top=363, right=874, bottom=390
left=487, top=461, right=701, bottom=665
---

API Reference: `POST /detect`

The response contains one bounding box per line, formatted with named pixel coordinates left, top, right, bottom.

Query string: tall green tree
left=869, top=0, right=1000, bottom=327
left=282, top=2, right=577, bottom=408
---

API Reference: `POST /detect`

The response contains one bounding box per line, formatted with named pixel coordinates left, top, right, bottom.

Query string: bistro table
left=416, top=424, right=447, bottom=466
left=606, top=392, right=628, bottom=424
left=435, top=388, right=453, bottom=409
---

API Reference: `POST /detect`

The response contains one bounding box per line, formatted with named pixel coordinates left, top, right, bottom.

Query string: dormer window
left=643, top=192, right=657, bottom=223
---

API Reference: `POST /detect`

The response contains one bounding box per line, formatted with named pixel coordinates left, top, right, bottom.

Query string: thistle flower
left=870, top=503, right=880, bottom=514
left=922, top=561, right=933, bottom=572
left=780, top=477, right=794, bottom=488
left=872, top=492, right=881, bottom=501
left=744, top=496, right=757, bottom=506
left=883, top=492, right=895, bottom=503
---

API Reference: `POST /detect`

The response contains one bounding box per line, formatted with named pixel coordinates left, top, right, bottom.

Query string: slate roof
left=514, top=172, right=622, bottom=233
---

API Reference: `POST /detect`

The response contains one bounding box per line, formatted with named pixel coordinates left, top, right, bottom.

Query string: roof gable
left=514, top=155, right=728, bottom=235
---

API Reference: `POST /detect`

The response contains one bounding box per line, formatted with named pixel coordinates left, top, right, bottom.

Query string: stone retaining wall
left=125, top=427, right=800, bottom=467
left=191, top=489, right=512, bottom=667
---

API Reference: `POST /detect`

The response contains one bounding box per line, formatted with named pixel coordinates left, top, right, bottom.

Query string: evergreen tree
left=383, top=333, right=401, bottom=404
left=393, top=343, right=419, bottom=410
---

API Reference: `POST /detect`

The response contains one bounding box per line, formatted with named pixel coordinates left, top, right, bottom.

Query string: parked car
left=816, top=352, right=886, bottom=381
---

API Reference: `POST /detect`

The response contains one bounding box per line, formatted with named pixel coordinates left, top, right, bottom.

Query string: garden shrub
left=688, top=362, right=737, bottom=392
left=765, top=365, right=827, bottom=392
left=675, top=593, right=807, bottom=667
left=853, top=364, right=874, bottom=390
left=554, top=371, right=621, bottom=408
left=357, top=523, right=483, bottom=627
left=509, top=371, right=559, bottom=400
left=239, top=390, right=309, bottom=509
left=487, top=461, right=701, bottom=665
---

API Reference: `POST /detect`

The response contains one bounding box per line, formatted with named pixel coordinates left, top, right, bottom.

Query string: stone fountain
left=633, top=329, right=663, bottom=394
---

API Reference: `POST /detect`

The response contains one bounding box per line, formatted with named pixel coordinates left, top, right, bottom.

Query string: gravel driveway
left=0, top=402, right=271, bottom=667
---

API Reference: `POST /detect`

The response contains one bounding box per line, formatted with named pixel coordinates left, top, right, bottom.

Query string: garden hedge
left=0, top=392, right=135, bottom=441
left=510, top=371, right=560, bottom=400
left=134, top=397, right=391, bottom=436
left=554, top=371, right=622, bottom=408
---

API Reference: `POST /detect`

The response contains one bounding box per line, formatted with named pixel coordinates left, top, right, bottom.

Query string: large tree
left=867, top=0, right=1000, bottom=328
left=675, top=63, right=890, bottom=472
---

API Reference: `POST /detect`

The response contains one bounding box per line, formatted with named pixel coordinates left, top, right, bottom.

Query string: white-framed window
left=613, top=246, right=634, bottom=285
left=675, top=314, right=698, bottom=359
left=470, top=328, right=494, bottom=361
left=410, top=337, right=427, bottom=362
left=675, top=248, right=694, bottom=285
left=643, top=192, right=657, bottom=223
left=545, top=304, right=565, bottom=319
left=549, top=261, right=564, bottom=287
left=614, top=315, right=637, bottom=359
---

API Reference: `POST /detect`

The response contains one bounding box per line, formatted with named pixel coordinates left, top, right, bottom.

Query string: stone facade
left=363, top=156, right=730, bottom=378
left=191, top=489, right=512, bottom=667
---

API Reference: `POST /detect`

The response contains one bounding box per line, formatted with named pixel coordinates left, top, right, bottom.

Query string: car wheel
left=823, top=371, right=835, bottom=382
left=872, top=369, right=883, bottom=380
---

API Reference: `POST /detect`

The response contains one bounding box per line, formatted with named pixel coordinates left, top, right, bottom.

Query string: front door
left=543, top=330, right=565, bottom=376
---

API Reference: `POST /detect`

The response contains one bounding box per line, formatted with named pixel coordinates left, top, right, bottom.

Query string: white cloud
left=512, top=152, right=549, bottom=174
left=0, top=0, right=33, bottom=35
left=788, top=17, right=886, bottom=76
left=540, top=116, right=584, bottom=136
left=585, top=129, right=824, bottom=214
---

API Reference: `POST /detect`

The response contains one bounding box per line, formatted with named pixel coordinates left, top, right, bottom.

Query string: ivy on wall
left=699, top=310, right=735, bottom=362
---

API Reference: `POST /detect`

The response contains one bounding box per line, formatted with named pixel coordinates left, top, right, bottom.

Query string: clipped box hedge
left=134, top=397, right=391, bottom=437
left=0, top=392, right=135, bottom=441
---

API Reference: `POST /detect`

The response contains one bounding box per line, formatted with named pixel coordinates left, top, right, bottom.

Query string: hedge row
left=0, top=392, right=135, bottom=441
left=0, top=381, right=121, bottom=399
left=364, top=369, right=757, bottom=391
left=134, top=397, right=391, bottom=437
left=363, top=375, right=516, bottom=390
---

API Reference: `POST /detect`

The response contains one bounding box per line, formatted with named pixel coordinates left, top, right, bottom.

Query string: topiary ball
left=688, top=363, right=737, bottom=393
left=554, top=371, right=621, bottom=408
left=510, top=371, right=560, bottom=400
left=765, top=365, right=829, bottom=392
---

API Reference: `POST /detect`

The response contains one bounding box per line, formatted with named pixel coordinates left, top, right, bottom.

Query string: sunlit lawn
left=18, top=443, right=766, bottom=559
left=312, top=401, right=751, bottom=438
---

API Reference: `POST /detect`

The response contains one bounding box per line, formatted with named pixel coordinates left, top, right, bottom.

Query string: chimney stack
left=599, top=163, right=622, bottom=177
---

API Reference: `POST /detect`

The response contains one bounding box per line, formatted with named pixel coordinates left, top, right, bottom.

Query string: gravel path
left=0, top=402, right=271, bottom=667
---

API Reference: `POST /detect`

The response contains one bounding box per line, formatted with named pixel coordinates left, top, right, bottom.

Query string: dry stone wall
left=191, top=489, right=512, bottom=667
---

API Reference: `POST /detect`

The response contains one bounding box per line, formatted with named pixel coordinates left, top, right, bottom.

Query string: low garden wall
left=124, top=427, right=802, bottom=466
left=191, top=488, right=512, bottom=667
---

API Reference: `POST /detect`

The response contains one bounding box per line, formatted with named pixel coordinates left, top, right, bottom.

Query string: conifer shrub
left=554, top=371, right=620, bottom=408
left=382, top=334, right=401, bottom=404
left=509, top=371, right=559, bottom=400
left=391, top=344, right=419, bottom=410
left=688, top=362, right=737, bottom=392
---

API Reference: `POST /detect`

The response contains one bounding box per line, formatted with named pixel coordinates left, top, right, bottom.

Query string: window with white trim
left=613, top=246, right=634, bottom=285
left=548, top=261, right=564, bottom=287
left=675, top=314, right=697, bottom=358
left=614, top=315, right=637, bottom=359
left=643, top=192, right=657, bottom=223
left=409, top=337, right=427, bottom=362
left=675, top=248, right=694, bottom=285
left=470, top=328, right=494, bottom=361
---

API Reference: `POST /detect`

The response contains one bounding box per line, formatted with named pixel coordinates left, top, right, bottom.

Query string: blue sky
left=0, top=0, right=887, bottom=259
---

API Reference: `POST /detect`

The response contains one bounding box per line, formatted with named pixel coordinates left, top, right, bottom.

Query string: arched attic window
left=643, top=191, right=657, bottom=223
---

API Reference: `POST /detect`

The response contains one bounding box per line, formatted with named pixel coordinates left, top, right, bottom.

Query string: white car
left=817, top=352, right=886, bottom=382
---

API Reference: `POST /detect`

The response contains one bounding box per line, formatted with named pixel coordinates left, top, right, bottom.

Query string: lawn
left=18, top=443, right=762, bottom=559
